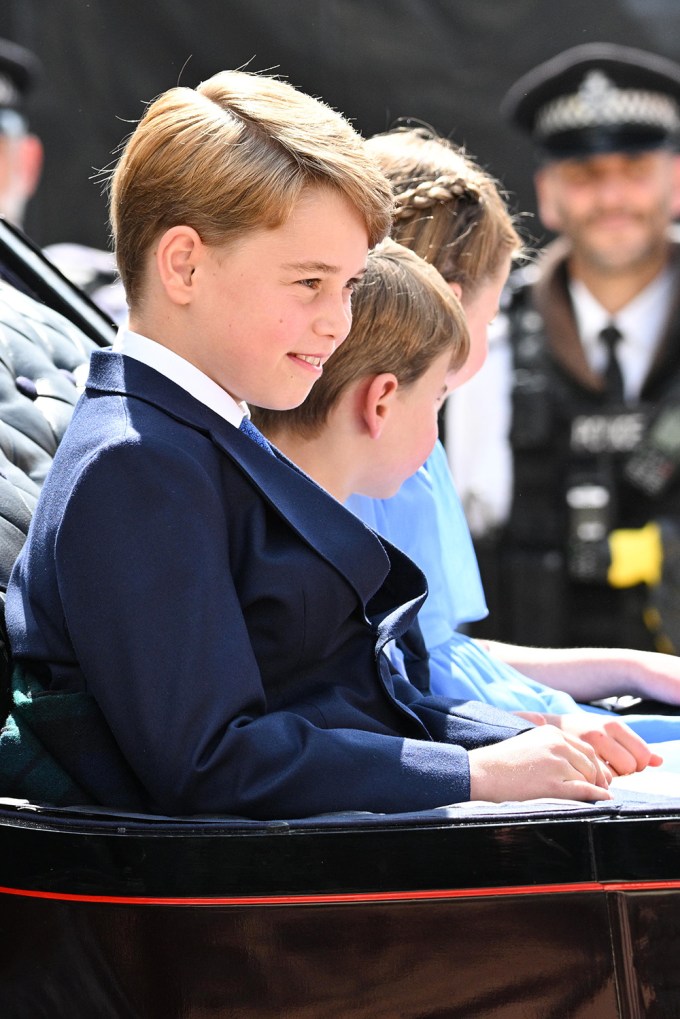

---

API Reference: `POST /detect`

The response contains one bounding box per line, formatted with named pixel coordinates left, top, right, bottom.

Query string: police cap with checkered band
left=501, top=42, right=680, bottom=160
left=0, top=37, right=41, bottom=137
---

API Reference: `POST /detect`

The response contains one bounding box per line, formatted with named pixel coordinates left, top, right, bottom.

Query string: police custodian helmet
left=501, top=42, right=680, bottom=160
left=0, top=37, right=40, bottom=136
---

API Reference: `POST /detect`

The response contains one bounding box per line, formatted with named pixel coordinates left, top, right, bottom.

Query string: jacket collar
left=85, top=350, right=399, bottom=610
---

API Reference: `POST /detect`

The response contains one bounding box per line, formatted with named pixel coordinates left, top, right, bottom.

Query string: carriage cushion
left=0, top=280, right=102, bottom=725
left=0, top=281, right=101, bottom=592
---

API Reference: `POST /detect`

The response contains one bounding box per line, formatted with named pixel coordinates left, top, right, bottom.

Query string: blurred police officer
left=0, top=37, right=42, bottom=226
left=0, top=35, right=124, bottom=323
left=448, top=42, right=680, bottom=653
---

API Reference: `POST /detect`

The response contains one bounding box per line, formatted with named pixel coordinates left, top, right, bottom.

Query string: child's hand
left=468, top=724, right=613, bottom=803
left=514, top=710, right=548, bottom=726
left=545, top=713, right=663, bottom=776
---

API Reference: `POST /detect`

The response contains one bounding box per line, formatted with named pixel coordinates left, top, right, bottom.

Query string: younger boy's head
left=252, top=238, right=468, bottom=498
left=110, top=70, right=394, bottom=309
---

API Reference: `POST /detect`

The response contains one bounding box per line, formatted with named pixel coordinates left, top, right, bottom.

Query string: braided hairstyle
left=367, top=126, right=520, bottom=296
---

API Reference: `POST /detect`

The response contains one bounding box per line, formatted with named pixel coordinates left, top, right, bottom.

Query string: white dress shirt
left=570, top=265, right=674, bottom=403
left=112, top=327, right=249, bottom=426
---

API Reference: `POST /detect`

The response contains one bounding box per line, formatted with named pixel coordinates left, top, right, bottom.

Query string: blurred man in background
left=0, top=34, right=123, bottom=322
left=447, top=43, right=680, bottom=658
left=0, top=37, right=42, bottom=228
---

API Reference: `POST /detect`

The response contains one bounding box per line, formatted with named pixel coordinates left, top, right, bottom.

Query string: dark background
left=2, top=0, right=680, bottom=252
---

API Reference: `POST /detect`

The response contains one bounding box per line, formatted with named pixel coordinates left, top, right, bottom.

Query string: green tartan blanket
left=0, top=663, right=147, bottom=809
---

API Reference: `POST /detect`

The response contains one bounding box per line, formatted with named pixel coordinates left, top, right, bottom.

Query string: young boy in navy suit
left=4, top=70, right=611, bottom=817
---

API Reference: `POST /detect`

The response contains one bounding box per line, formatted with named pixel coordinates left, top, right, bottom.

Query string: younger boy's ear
left=156, top=226, right=202, bottom=305
left=362, top=373, right=399, bottom=439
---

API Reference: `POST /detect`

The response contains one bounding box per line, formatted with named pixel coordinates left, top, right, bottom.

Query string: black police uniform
left=493, top=239, right=680, bottom=651
left=476, top=43, right=680, bottom=652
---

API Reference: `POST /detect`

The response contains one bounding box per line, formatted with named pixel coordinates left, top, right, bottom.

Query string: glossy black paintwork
left=594, top=815, right=680, bottom=880
left=0, top=892, right=621, bottom=1018
left=0, top=808, right=679, bottom=1016
left=610, top=890, right=680, bottom=1018
left=2, top=808, right=680, bottom=898
left=0, top=811, right=599, bottom=897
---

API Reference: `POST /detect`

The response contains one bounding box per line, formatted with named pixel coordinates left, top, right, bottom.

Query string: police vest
left=505, top=280, right=680, bottom=570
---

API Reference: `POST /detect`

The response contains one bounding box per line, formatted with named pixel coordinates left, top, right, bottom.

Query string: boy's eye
left=299, top=278, right=322, bottom=290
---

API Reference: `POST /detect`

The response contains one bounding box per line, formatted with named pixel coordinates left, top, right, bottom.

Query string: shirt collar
left=112, top=327, right=249, bottom=427
left=569, top=266, right=675, bottom=360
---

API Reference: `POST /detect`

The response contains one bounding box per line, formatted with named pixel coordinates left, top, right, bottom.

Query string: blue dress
left=346, top=440, right=680, bottom=743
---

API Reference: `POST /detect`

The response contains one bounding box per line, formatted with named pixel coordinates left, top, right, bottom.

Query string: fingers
left=561, top=778, right=613, bottom=802
left=602, top=723, right=657, bottom=774
left=561, top=732, right=612, bottom=788
left=559, top=715, right=661, bottom=777
left=584, top=729, right=641, bottom=777
left=468, top=726, right=617, bottom=804
left=514, top=711, right=547, bottom=725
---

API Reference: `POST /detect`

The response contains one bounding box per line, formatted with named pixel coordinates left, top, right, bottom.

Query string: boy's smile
left=173, top=186, right=369, bottom=410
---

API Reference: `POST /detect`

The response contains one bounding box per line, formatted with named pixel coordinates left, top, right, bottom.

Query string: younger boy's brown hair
left=252, top=238, right=468, bottom=439
left=109, top=69, right=395, bottom=309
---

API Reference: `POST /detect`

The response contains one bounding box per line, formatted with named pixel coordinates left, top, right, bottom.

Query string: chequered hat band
left=536, top=75, right=680, bottom=139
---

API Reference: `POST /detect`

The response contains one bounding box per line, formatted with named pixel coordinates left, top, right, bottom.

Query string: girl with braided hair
left=346, top=126, right=519, bottom=654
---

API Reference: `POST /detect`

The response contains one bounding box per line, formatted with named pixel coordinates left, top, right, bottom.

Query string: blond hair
left=366, top=126, right=521, bottom=296
left=110, top=70, right=395, bottom=307
left=252, top=238, right=468, bottom=438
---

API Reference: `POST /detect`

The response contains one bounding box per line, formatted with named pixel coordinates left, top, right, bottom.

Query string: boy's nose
left=314, top=293, right=352, bottom=341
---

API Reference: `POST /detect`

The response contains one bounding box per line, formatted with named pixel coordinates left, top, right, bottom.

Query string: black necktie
left=600, top=323, right=624, bottom=403
left=239, top=415, right=276, bottom=456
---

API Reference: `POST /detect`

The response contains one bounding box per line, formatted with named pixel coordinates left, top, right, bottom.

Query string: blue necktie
left=239, top=415, right=275, bottom=455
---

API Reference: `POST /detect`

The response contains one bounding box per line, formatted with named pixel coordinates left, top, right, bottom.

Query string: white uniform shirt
left=570, top=266, right=674, bottom=403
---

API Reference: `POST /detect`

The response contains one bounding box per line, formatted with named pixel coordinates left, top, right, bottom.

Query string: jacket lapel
left=86, top=351, right=394, bottom=609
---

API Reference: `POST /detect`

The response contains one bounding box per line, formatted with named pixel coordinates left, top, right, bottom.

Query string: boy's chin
left=250, top=391, right=313, bottom=412
left=359, top=479, right=405, bottom=501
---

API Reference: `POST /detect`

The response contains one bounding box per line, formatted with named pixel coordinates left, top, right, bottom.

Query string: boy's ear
left=361, top=373, right=399, bottom=439
left=156, top=226, right=203, bottom=305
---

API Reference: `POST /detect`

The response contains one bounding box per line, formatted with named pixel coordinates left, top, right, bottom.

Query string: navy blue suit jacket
left=6, top=351, right=530, bottom=817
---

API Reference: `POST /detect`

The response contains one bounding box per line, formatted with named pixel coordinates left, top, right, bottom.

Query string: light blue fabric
left=346, top=441, right=487, bottom=646
left=583, top=705, right=680, bottom=743
left=347, top=439, right=680, bottom=743
left=427, top=630, right=580, bottom=713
